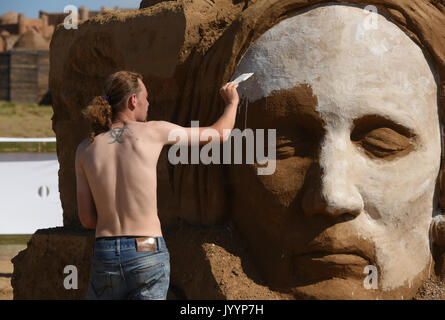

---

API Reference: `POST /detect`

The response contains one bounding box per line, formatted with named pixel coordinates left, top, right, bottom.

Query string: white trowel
left=231, top=73, right=254, bottom=115
left=231, top=72, right=254, bottom=84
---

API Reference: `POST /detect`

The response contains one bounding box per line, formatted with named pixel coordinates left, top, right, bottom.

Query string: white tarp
left=0, top=152, right=63, bottom=234
left=0, top=137, right=56, bottom=142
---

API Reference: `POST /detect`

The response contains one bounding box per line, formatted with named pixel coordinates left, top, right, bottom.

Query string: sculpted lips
left=292, top=234, right=376, bottom=283
left=294, top=251, right=370, bottom=283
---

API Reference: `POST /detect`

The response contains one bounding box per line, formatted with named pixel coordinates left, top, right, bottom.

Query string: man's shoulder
left=144, top=120, right=167, bottom=128
left=141, top=120, right=178, bottom=143
left=143, top=120, right=172, bottom=134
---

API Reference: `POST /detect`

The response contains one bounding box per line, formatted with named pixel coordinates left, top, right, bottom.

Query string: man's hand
left=220, top=82, right=239, bottom=106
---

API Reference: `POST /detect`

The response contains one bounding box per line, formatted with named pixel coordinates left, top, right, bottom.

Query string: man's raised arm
left=150, top=82, right=239, bottom=146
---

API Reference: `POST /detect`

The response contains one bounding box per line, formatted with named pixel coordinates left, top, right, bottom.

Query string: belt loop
left=116, top=238, right=120, bottom=256
left=156, top=237, right=160, bottom=251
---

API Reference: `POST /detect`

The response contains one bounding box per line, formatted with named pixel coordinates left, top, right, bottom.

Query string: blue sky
left=0, top=0, right=141, bottom=18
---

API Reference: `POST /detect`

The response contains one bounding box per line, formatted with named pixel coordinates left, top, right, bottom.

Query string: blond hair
left=82, top=71, right=143, bottom=143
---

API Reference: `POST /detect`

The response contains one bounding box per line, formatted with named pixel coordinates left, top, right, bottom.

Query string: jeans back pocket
left=126, top=254, right=170, bottom=300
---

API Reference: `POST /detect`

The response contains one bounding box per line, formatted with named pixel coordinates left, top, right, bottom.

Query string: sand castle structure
left=0, top=6, right=131, bottom=103
left=0, top=6, right=131, bottom=52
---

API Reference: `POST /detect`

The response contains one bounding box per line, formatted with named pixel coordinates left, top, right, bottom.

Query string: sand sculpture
left=230, top=4, right=441, bottom=299
left=12, top=29, right=49, bottom=50
left=0, top=11, right=52, bottom=51
left=12, top=0, right=445, bottom=299
left=0, top=7, right=128, bottom=52
left=0, top=11, right=18, bottom=25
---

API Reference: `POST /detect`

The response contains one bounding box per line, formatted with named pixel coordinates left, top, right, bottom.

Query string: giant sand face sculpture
left=230, top=4, right=441, bottom=299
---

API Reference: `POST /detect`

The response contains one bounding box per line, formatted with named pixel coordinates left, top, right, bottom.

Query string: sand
left=0, top=245, right=26, bottom=300
left=2, top=236, right=444, bottom=299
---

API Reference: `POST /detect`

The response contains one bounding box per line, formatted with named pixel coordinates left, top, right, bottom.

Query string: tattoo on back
left=108, top=123, right=131, bottom=144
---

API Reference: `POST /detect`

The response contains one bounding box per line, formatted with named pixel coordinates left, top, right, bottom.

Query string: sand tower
left=13, top=29, right=49, bottom=50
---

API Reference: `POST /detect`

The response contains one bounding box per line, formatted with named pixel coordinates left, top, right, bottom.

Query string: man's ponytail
left=82, top=95, right=113, bottom=143
left=81, top=71, right=143, bottom=143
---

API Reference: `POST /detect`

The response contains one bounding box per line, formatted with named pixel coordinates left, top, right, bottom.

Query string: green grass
left=0, top=100, right=55, bottom=138
left=0, top=141, right=56, bottom=152
left=0, top=234, right=32, bottom=245
left=0, top=100, right=56, bottom=152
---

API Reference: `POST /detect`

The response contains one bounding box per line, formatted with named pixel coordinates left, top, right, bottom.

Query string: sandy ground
left=413, top=277, right=445, bottom=300
left=0, top=245, right=26, bottom=300
left=0, top=242, right=443, bottom=300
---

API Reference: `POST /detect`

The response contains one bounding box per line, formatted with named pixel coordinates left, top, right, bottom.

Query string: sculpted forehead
left=233, top=4, right=438, bottom=127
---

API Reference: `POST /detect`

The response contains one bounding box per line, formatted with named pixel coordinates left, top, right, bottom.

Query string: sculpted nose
left=302, top=136, right=364, bottom=219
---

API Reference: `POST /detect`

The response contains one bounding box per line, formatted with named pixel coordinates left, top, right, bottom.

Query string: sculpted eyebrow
left=247, top=84, right=325, bottom=131
left=351, top=115, right=415, bottom=139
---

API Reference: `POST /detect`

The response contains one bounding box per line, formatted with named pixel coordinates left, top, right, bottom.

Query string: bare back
left=77, top=120, right=164, bottom=238
left=75, top=81, right=239, bottom=237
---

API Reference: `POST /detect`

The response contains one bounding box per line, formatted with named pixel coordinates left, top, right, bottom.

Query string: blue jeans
left=86, top=236, right=170, bottom=300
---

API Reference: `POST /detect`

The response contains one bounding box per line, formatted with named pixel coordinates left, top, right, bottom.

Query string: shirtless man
left=75, top=71, right=239, bottom=299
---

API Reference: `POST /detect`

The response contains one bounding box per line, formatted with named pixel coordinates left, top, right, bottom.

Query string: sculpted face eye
left=351, top=115, right=416, bottom=160
left=276, top=136, right=295, bottom=159
left=276, top=126, right=323, bottom=160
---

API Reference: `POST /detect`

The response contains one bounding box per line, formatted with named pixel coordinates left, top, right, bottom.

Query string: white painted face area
left=232, top=4, right=441, bottom=294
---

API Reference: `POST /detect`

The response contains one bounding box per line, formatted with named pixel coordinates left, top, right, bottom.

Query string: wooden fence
left=0, top=49, right=50, bottom=104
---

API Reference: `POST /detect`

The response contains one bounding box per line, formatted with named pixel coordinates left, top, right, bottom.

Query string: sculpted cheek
left=255, top=157, right=313, bottom=208
left=356, top=144, right=438, bottom=215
